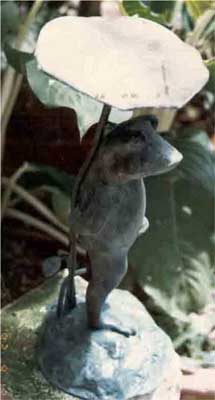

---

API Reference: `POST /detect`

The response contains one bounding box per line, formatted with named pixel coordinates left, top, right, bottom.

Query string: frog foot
left=102, top=322, right=136, bottom=337
left=91, top=320, right=136, bottom=337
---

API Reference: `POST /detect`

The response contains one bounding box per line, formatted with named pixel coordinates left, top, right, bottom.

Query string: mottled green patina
left=1, top=273, right=181, bottom=400
left=1, top=273, right=79, bottom=400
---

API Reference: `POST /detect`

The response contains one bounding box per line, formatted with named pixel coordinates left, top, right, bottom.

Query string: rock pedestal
left=1, top=273, right=181, bottom=400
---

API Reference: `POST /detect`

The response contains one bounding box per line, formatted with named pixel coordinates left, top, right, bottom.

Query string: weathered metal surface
left=38, top=276, right=179, bottom=400
left=1, top=274, right=181, bottom=400
left=65, top=116, right=182, bottom=333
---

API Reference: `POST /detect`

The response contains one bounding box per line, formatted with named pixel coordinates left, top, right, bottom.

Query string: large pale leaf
left=5, top=45, right=132, bottom=137
left=129, top=131, right=214, bottom=318
left=25, top=57, right=132, bottom=137
left=35, top=16, right=208, bottom=109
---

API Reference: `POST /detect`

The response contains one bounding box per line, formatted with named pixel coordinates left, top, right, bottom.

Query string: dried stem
left=1, top=163, right=37, bottom=218
left=71, top=104, right=111, bottom=207
left=9, top=185, right=60, bottom=207
left=5, top=208, right=69, bottom=247
left=2, top=178, right=69, bottom=233
left=67, top=104, right=111, bottom=305
left=1, top=74, right=23, bottom=155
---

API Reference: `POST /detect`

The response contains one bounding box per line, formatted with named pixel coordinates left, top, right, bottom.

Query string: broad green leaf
left=143, top=0, right=176, bottom=21
left=173, top=135, right=214, bottom=194
left=143, top=243, right=212, bottom=314
left=21, top=163, right=74, bottom=196
left=205, top=58, right=215, bottom=92
left=1, top=1, right=21, bottom=40
left=1, top=1, right=21, bottom=71
left=42, top=256, right=62, bottom=278
left=4, top=43, right=32, bottom=74
left=185, top=0, right=215, bottom=21
left=149, top=291, right=215, bottom=355
left=129, top=131, right=215, bottom=321
left=181, top=2, right=195, bottom=34
left=120, top=0, right=168, bottom=25
left=25, top=57, right=132, bottom=137
left=17, top=163, right=73, bottom=225
left=20, top=6, right=60, bottom=54
left=2, top=4, right=59, bottom=71
left=178, top=127, right=213, bottom=150
left=51, top=189, right=70, bottom=226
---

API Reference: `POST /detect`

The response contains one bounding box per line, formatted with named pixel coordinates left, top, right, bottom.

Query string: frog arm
left=138, top=216, right=149, bottom=236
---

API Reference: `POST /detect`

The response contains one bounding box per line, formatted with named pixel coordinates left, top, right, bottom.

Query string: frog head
left=98, top=115, right=182, bottom=183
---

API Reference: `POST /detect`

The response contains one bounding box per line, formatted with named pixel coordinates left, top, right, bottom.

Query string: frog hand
left=138, top=216, right=149, bottom=236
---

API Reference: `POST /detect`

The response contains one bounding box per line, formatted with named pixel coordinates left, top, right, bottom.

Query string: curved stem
left=71, top=104, right=111, bottom=207
left=1, top=163, right=37, bottom=219
left=68, top=103, right=111, bottom=303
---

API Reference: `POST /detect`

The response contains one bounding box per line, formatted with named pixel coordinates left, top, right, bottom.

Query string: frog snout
left=141, top=132, right=183, bottom=176
left=164, top=145, right=183, bottom=168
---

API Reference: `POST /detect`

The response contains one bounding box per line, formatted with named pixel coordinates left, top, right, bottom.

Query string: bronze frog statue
left=57, top=115, right=182, bottom=336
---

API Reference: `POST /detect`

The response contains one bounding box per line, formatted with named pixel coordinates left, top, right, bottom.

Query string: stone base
left=1, top=273, right=181, bottom=400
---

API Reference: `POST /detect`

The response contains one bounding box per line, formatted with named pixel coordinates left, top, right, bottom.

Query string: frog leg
left=86, top=248, right=136, bottom=337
